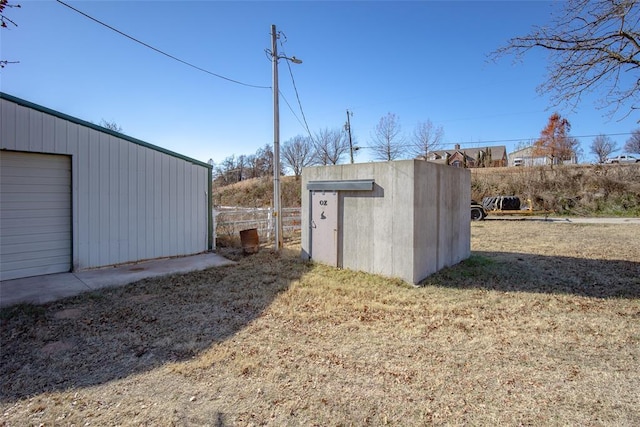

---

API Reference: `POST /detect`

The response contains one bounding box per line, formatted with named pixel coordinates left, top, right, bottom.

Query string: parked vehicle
left=605, top=155, right=639, bottom=164
left=470, top=200, right=486, bottom=221
left=471, top=196, right=550, bottom=221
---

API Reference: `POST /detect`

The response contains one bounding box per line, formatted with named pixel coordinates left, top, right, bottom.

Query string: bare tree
left=255, top=144, right=275, bottom=177
left=590, top=134, right=619, bottom=163
left=492, top=0, right=640, bottom=120
left=370, top=113, right=406, bottom=161
left=624, top=128, right=640, bottom=153
left=236, top=154, right=247, bottom=181
left=282, top=135, right=316, bottom=177
left=0, top=0, right=19, bottom=27
left=244, top=154, right=258, bottom=179
left=313, top=128, right=349, bottom=165
left=213, top=144, right=279, bottom=188
left=214, top=155, right=238, bottom=186
left=0, top=0, right=20, bottom=68
left=99, top=119, right=123, bottom=133
left=410, top=120, right=444, bottom=159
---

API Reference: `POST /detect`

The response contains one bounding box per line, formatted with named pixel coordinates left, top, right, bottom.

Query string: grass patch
left=420, top=254, right=496, bottom=284
left=0, top=303, right=46, bottom=322
left=1, top=222, right=639, bottom=425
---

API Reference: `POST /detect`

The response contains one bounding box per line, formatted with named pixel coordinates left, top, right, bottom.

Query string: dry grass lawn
left=1, top=221, right=639, bottom=426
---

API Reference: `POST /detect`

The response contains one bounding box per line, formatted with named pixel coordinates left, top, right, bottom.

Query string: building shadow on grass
left=422, top=251, right=640, bottom=299
left=0, top=247, right=306, bottom=402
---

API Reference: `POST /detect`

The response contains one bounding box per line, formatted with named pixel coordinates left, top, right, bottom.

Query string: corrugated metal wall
left=0, top=95, right=211, bottom=272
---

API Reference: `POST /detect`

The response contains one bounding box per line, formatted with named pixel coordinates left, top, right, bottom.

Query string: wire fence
left=214, top=207, right=302, bottom=244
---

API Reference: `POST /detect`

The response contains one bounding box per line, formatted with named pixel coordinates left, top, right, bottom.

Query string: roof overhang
left=307, top=179, right=374, bottom=191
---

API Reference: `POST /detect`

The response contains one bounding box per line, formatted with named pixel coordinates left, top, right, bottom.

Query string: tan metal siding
left=0, top=151, right=72, bottom=280
left=1, top=96, right=210, bottom=273
left=1, top=100, right=17, bottom=150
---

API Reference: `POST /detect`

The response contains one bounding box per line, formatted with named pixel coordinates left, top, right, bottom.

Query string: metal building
left=0, top=93, right=213, bottom=281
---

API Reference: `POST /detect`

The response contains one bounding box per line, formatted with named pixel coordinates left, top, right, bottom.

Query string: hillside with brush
left=471, top=164, right=640, bottom=216
left=213, top=164, right=640, bottom=216
left=214, top=176, right=302, bottom=209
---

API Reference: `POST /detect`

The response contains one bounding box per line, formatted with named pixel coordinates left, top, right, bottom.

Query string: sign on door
left=310, top=190, right=338, bottom=267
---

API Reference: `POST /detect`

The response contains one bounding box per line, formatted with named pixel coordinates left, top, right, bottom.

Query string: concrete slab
left=0, top=252, right=236, bottom=308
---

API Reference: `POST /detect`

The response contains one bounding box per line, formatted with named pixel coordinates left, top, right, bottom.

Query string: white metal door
left=310, top=190, right=338, bottom=267
left=0, top=151, right=72, bottom=280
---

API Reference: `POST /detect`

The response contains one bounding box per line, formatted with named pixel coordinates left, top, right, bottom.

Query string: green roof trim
left=0, top=92, right=212, bottom=169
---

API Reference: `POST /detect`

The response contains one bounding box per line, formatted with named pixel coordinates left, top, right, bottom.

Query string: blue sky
left=2, top=0, right=638, bottom=167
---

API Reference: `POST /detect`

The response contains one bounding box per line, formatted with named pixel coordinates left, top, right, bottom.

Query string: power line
left=276, top=33, right=316, bottom=143
left=265, top=38, right=309, bottom=135
left=279, top=48, right=313, bottom=138
left=56, top=0, right=270, bottom=89
left=280, top=59, right=316, bottom=143
left=279, top=91, right=306, bottom=131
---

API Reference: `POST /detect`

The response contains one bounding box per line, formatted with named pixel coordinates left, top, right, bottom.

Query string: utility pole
left=271, top=24, right=283, bottom=251
left=270, top=24, right=302, bottom=251
left=345, top=109, right=354, bottom=164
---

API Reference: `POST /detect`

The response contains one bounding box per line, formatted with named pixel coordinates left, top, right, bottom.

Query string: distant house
left=508, top=146, right=548, bottom=167
left=508, top=146, right=577, bottom=167
left=423, top=144, right=507, bottom=168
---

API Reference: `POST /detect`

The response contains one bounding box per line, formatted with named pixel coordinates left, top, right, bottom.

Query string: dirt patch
left=1, top=222, right=639, bottom=425
left=126, top=294, right=156, bottom=303
left=40, top=341, right=76, bottom=356
left=53, top=308, right=84, bottom=320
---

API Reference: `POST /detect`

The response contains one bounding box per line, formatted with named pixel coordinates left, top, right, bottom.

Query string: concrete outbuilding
left=0, top=93, right=213, bottom=281
left=301, top=160, right=470, bottom=284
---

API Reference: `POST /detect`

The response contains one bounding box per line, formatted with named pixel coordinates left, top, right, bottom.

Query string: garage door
left=0, top=151, right=71, bottom=280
